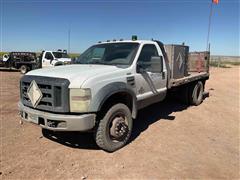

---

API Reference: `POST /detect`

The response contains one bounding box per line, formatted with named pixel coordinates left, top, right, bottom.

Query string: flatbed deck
left=170, top=72, right=209, bottom=88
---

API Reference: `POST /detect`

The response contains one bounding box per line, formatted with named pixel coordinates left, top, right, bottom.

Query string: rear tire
left=20, top=65, right=28, bottom=74
left=189, top=81, right=204, bottom=105
left=94, top=103, right=133, bottom=152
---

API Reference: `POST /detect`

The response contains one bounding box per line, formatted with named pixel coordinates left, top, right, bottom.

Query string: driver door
left=135, top=44, right=167, bottom=108
left=42, top=52, right=54, bottom=67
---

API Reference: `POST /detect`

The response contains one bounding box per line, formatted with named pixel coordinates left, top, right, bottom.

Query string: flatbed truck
left=19, top=38, right=210, bottom=152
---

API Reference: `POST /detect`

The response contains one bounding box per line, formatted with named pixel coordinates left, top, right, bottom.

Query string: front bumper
left=18, top=102, right=96, bottom=131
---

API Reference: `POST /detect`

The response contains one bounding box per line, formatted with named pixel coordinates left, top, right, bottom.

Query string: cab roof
left=96, top=40, right=156, bottom=45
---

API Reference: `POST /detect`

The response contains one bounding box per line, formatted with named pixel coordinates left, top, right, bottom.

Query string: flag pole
left=206, top=1, right=213, bottom=51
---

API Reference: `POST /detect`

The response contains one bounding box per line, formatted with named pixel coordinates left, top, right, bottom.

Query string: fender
left=89, top=82, right=138, bottom=119
left=53, top=61, right=64, bottom=66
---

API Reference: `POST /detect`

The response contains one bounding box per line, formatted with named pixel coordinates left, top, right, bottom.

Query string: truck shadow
left=42, top=96, right=193, bottom=150
left=130, top=92, right=209, bottom=143
left=42, top=130, right=99, bottom=150
left=129, top=98, right=188, bottom=143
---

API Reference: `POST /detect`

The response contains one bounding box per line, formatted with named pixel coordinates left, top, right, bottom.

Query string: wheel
left=94, top=103, right=133, bottom=152
left=189, top=81, right=204, bottom=106
left=20, top=65, right=28, bottom=74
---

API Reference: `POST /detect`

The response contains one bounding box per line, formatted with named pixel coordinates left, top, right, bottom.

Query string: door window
left=137, top=44, right=159, bottom=71
left=45, top=52, right=54, bottom=60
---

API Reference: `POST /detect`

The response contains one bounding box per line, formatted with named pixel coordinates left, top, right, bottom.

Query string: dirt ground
left=0, top=67, right=239, bottom=179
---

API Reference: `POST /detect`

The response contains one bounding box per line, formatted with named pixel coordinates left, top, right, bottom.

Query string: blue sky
left=0, top=0, right=239, bottom=55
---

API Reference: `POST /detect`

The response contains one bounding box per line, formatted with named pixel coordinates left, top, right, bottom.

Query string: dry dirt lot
left=0, top=67, right=239, bottom=179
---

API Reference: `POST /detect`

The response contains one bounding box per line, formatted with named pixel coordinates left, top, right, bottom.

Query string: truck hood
left=26, top=64, right=123, bottom=87
left=57, top=58, right=71, bottom=62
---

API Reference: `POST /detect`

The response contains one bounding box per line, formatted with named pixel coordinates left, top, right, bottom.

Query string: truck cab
left=19, top=38, right=209, bottom=152
left=40, top=50, right=72, bottom=67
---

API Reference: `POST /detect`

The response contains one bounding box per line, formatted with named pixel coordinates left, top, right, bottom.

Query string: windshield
left=52, top=52, right=69, bottom=58
left=74, top=43, right=139, bottom=66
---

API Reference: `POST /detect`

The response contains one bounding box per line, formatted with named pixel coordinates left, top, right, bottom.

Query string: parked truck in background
left=0, top=50, right=72, bottom=74
left=0, top=52, right=39, bottom=74
left=39, top=50, right=72, bottom=68
left=19, top=37, right=210, bottom=152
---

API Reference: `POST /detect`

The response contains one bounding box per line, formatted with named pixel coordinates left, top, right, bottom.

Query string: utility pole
left=68, top=27, right=71, bottom=53
left=0, top=0, right=3, bottom=54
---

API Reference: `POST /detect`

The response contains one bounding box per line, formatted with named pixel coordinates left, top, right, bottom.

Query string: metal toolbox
left=164, top=44, right=189, bottom=79
left=188, top=51, right=210, bottom=73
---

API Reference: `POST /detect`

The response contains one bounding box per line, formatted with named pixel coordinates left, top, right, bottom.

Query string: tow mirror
left=150, top=56, right=163, bottom=73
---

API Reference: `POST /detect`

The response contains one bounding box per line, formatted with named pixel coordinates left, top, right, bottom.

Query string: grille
left=20, top=75, right=70, bottom=113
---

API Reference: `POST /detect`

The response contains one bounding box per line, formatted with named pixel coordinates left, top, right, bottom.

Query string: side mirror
left=150, top=56, right=163, bottom=73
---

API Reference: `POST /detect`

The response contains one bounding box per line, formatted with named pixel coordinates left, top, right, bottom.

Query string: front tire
left=95, top=103, right=133, bottom=152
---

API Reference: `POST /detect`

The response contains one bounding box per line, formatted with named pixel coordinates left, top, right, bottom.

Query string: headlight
left=64, top=61, right=71, bottom=64
left=70, top=89, right=91, bottom=112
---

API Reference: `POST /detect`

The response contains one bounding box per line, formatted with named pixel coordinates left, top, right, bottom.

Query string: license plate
left=28, top=113, right=38, bottom=124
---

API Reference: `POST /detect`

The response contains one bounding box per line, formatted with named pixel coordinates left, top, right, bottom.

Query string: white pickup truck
left=40, top=50, right=72, bottom=68
left=19, top=38, right=209, bottom=152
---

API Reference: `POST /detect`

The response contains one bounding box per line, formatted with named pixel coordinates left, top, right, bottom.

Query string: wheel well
left=17, top=64, right=31, bottom=70
left=54, top=62, right=63, bottom=66
left=98, top=92, right=133, bottom=119
left=190, top=79, right=206, bottom=90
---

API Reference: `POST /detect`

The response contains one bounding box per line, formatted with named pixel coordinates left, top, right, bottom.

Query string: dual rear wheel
left=189, top=81, right=204, bottom=105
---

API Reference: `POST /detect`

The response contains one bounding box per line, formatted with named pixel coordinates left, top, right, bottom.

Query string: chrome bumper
left=18, top=102, right=96, bottom=131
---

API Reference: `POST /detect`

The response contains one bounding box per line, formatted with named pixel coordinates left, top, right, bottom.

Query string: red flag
left=212, top=0, right=219, bottom=4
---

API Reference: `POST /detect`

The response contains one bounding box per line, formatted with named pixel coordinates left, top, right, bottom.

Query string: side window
left=45, top=52, right=54, bottom=60
left=138, top=44, right=159, bottom=62
left=137, top=44, right=159, bottom=70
